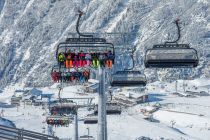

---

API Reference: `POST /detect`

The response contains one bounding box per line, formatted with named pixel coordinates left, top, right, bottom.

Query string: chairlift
left=111, top=45, right=147, bottom=87
left=94, top=102, right=121, bottom=115
left=84, top=115, right=98, bottom=124
left=50, top=102, right=77, bottom=115
left=145, top=19, right=199, bottom=68
left=56, top=11, right=115, bottom=65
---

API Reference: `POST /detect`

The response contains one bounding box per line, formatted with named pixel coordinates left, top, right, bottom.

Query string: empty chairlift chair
left=94, top=102, right=121, bottom=115
left=145, top=19, right=198, bottom=68
left=111, top=45, right=147, bottom=87
left=111, top=71, right=147, bottom=86
left=84, top=115, right=98, bottom=124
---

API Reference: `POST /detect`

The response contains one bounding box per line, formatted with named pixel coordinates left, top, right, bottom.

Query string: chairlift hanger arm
left=124, top=45, right=137, bottom=71
left=76, top=10, right=93, bottom=38
left=58, top=86, right=62, bottom=103
left=165, top=19, right=181, bottom=44
left=124, top=55, right=134, bottom=71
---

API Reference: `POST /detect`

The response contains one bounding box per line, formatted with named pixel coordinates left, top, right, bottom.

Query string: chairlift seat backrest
left=153, top=44, right=190, bottom=49
left=145, top=19, right=199, bottom=68
left=66, top=38, right=106, bottom=43
left=94, top=102, right=121, bottom=115
left=116, top=71, right=141, bottom=75
left=57, top=43, right=114, bottom=54
left=111, top=71, right=147, bottom=87
left=46, top=116, right=71, bottom=120
left=56, top=38, right=115, bottom=59
left=145, top=44, right=199, bottom=68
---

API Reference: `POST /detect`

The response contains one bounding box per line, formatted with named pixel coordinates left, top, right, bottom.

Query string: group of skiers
left=47, top=106, right=76, bottom=127
left=47, top=117, right=70, bottom=127
left=51, top=70, right=90, bottom=83
left=57, top=50, right=114, bottom=69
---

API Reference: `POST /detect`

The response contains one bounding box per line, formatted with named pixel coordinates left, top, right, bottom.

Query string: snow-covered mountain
left=0, top=0, right=210, bottom=88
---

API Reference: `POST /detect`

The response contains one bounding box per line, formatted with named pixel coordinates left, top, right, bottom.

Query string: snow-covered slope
left=0, top=117, right=15, bottom=128
left=0, top=0, right=210, bottom=88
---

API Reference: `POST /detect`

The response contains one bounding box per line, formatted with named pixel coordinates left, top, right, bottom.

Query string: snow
left=22, top=48, right=30, bottom=61
left=0, top=0, right=209, bottom=88
left=106, top=6, right=128, bottom=32
left=197, top=0, right=209, bottom=4
left=187, top=78, right=210, bottom=87
left=0, top=0, right=210, bottom=139
left=0, top=117, right=15, bottom=128
left=0, top=78, right=210, bottom=139
left=153, top=110, right=210, bottom=128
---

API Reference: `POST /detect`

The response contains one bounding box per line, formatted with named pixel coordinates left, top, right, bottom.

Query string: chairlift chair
left=84, top=115, right=98, bottom=124
left=94, top=102, right=121, bottom=115
left=56, top=11, right=115, bottom=65
left=111, top=46, right=147, bottom=87
left=111, top=71, right=147, bottom=87
left=145, top=19, right=199, bottom=68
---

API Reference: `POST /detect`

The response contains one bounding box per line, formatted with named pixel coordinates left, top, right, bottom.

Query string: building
left=11, top=95, right=21, bottom=106
left=85, top=83, right=99, bottom=93
left=29, top=88, right=42, bottom=97
left=114, top=89, right=149, bottom=107
left=33, top=97, right=49, bottom=106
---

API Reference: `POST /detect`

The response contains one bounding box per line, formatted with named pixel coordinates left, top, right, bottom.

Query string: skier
left=73, top=52, right=79, bottom=68
left=66, top=72, right=71, bottom=82
left=99, top=52, right=107, bottom=67
left=51, top=70, right=58, bottom=82
left=79, top=51, right=86, bottom=67
left=106, top=50, right=114, bottom=68
left=58, top=53, right=66, bottom=68
left=92, top=53, right=100, bottom=68
left=83, top=70, right=90, bottom=82
left=63, top=72, right=68, bottom=82
left=74, top=71, right=80, bottom=83
left=79, top=71, right=85, bottom=83
left=71, top=72, right=75, bottom=82
left=85, top=53, right=92, bottom=66
left=65, top=50, right=72, bottom=69
left=58, top=71, right=62, bottom=82
left=70, top=51, right=75, bottom=68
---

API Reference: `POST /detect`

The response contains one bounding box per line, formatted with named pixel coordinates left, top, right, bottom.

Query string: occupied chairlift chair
left=145, top=19, right=199, bottom=68
left=111, top=45, right=147, bottom=87
left=46, top=88, right=76, bottom=126
left=46, top=115, right=72, bottom=126
left=49, top=88, right=77, bottom=115
left=56, top=11, right=115, bottom=64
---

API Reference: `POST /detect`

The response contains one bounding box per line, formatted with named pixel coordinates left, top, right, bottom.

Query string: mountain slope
left=0, top=0, right=210, bottom=88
